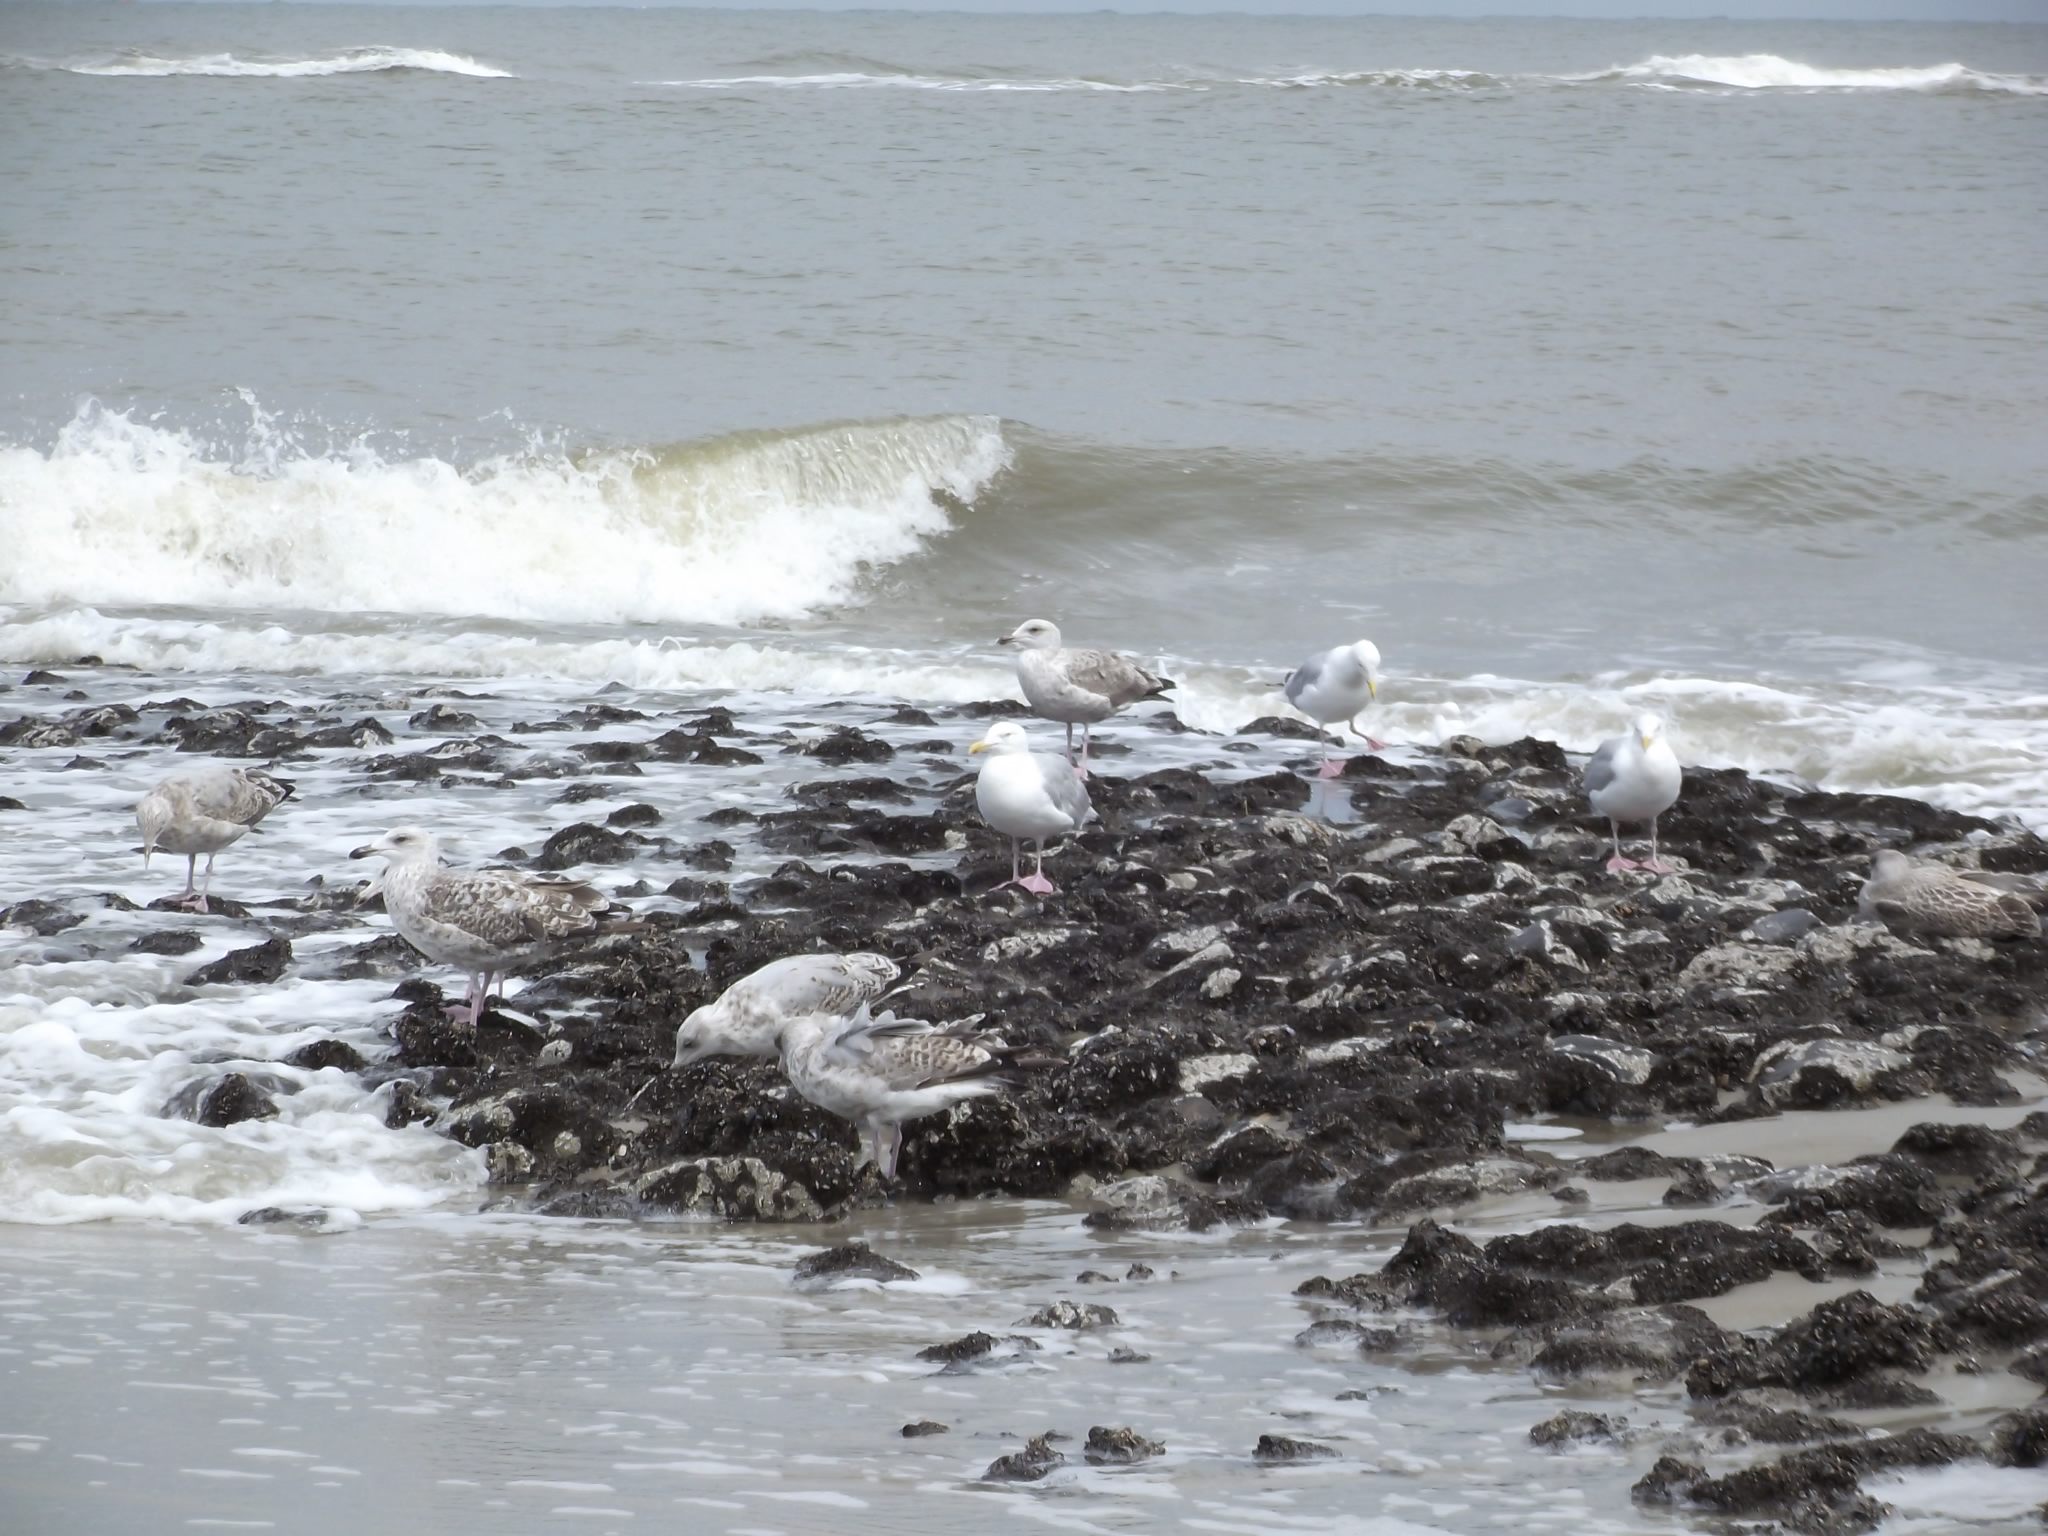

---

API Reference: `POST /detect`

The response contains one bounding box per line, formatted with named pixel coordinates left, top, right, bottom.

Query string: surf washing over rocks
left=5, top=7, right=2048, bottom=1533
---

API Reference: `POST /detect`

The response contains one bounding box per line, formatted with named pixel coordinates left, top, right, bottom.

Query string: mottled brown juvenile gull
left=136, top=766, right=295, bottom=912
left=969, top=720, right=1094, bottom=896
left=1858, top=850, right=2041, bottom=940
left=998, top=618, right=1172, bottom=773
left=669, top=951, right=901, bottom=1067
left=1582, top=713, right=1683, bottom=873
left=350, top=826, right=622, bottom=1031
left=778, top=1005, right=1022, bottom=1180
left=1283, top=638, right=1383, bottom=777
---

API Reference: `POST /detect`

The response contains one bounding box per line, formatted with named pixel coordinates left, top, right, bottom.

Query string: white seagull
left=136, top=766, right=295, bottom=912
left=998, top=618, right=1172, bottom=773
left=1283, top=639, right=1383, bottom=778
left=350, top=826, right=623, bottom=1031
left=969, top=720, right=1095, bottom=896
left=778, top=1004, right=1021, bottom=1181
left=1582, top=713, right=1683, bottom=874
left=669, top=951, right=902, bottom=1068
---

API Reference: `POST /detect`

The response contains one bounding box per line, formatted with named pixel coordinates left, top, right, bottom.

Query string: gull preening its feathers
left=1283, top=639, right=1383, bottom=778
left=777, top=1004, right=1031, bottom=1181
left=1582, top=713, right=1683, bottom=874
left=969, top=720, right=1095, bottom=896
left=998, top=618, right=1172, bottom=774
left=350, top=826, right=628, bottom=1032
left=136, top=766, right=295, bottom=912
left=1858, top=850, right=2042, bottom=941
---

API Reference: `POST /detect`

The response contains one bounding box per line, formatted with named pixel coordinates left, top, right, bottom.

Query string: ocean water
left=3, top=6, right=2047, bottom=1530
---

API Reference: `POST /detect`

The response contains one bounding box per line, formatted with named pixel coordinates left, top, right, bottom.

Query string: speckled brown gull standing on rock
left=777, top=1004, right=1019, bottom=1180
left=350, top=826, right=623, bottom=1031
left=997, top=618, right=1172, bottom=773
left=135, top=765, right=294, bottom=913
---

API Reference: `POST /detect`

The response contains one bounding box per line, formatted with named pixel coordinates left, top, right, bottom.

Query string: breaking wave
left=36, top=46, right=514, bottom=79
left=0, top=404, right=1010, bottom=627
left=1597, top=54, right=2048, bottom=95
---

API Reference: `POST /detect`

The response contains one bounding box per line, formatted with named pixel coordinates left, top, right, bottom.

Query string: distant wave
left=39, top=46, right=513, bottom=79
left=657, top=54, right=2042, bottom=98
left=0, top=403, right=1008, bottom=626
left=1596, top=54, right=2047, bottom=95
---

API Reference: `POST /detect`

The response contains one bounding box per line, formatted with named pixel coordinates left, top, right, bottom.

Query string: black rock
left=1254, top=1434, right=1337, bottom=1462
left=282, top=1039, right=367, bottom=1073
left=1019, top=1301, right=1119, bottom=1329
left=901, top=1420, right=949, bottom=1438
left=129, top=929, right=205, bottom=956
left=189, top=1073, right=281, bottom=1128
left=1529, top=1410, right=1629, bottom=1447
left=186, top=936, right=293, bottom=986
left=534, top=822, right=638, bottom=869
left=3, top=900, right=84, bottom=936
left=917, top=1331, right=999, bottom=1363
left=791, top=1241, right=919, bottom=1287
left=1084, top=1426, right=1164, bottom=1464
left=984, top=1435, right=1064, bottom=1482
left=606, top=803, right=663, bottom=828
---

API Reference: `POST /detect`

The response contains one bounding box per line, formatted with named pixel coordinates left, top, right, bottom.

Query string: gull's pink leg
left=175, top=854, right=212, bottom=913
left=1604, top=818, right=1640, bottom=873
left=1015, top=839, right=1057, bottom=897
left=1640, top=817, right=1675, bottom=875
left=1318, top=756, right=1345, bottom=780
left=1064, top=722, right=1077, bottom=766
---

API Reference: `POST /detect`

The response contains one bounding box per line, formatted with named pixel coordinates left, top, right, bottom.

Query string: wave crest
left=0, top=405, right=1009, bottom=627
left=45, top=46, right=513, bottom=79
left=1601, top=54, right=2046, bottom=95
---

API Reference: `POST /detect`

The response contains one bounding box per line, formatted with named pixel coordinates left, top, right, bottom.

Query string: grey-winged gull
left=670, top=951, right=901, bottom=1067
left=1283, top=639, right=1383, bottom=777
left=1858, top=850, right=2041, bottom=940
left=969, top=720, right=1094, bottom=895
left=136, top=766, right=295, bottom=912
left=1582, top=713, right=1683, bottom=873
left=778, top=1004, right=1024, bottom=1180
left=998, top=618, right=1172, bottom=773
left=350, top=826, right=626, bottom=1031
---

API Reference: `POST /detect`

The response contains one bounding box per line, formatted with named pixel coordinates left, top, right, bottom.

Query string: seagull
left=1859, top=850, right=2041, bottom=941
left=669, top=952, right=901, bottom=1068
left=350, top=826, right=626, bottom=1032
left=136, top=766, right=295, bottom=912
left=1582, top=713, right=1683, bottom=874
left=778, top=1004, right=1026, bottom=1181
left=998, top=618, right=1172, bottom=774
left=969, top=720, right=1094, bottom=896
left=1283, top=640, right=1383, bottom=778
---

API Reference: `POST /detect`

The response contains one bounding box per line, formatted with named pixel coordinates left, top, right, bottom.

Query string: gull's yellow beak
left=1641, top=735, right=1654, bottom=750
left=968, top=738, right=991, bottom=755
left=1367, top=678, right=1378, bottom=701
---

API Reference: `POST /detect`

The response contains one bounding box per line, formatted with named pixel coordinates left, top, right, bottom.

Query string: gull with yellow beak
left=1582, top=712, right=1683, bottom=874
left=968, top=720, right=1094, bottom=896
left=1283, top=639, right=1383, bottom=778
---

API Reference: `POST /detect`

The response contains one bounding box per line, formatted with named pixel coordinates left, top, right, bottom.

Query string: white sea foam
left=655, top=72, right=1184, bottom=93
left=656, top=57, right=2043, bottom=97
left=0, top=405, right=1010, bottom=628
left=55, top=47, right=514, bottom=80
left=1602, top=54, right=2047, bottom=95
left=0, top=957, right=484, bottom=1225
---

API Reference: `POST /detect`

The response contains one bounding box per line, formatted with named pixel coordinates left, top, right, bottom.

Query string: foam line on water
left=0, top=404, right=1010, bottom=627
left=38, top=47, right=514, bottom=79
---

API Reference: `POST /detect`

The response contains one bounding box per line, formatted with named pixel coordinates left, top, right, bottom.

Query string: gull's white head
left=1631, top=713, right=1666, bottom=751
left=1870, top=848, right=1913, bottom=881
left=968, top=720, right=1033, bottom=758
left=998, top=619, right=1062, bottom=651
left=670, top=1006, right=729, bottom=1069
left=136, top=788, right=173, bottom=866
left=349, top=826, right=441, bottom=867
left=1349, top=639, right=1383, bottom=699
